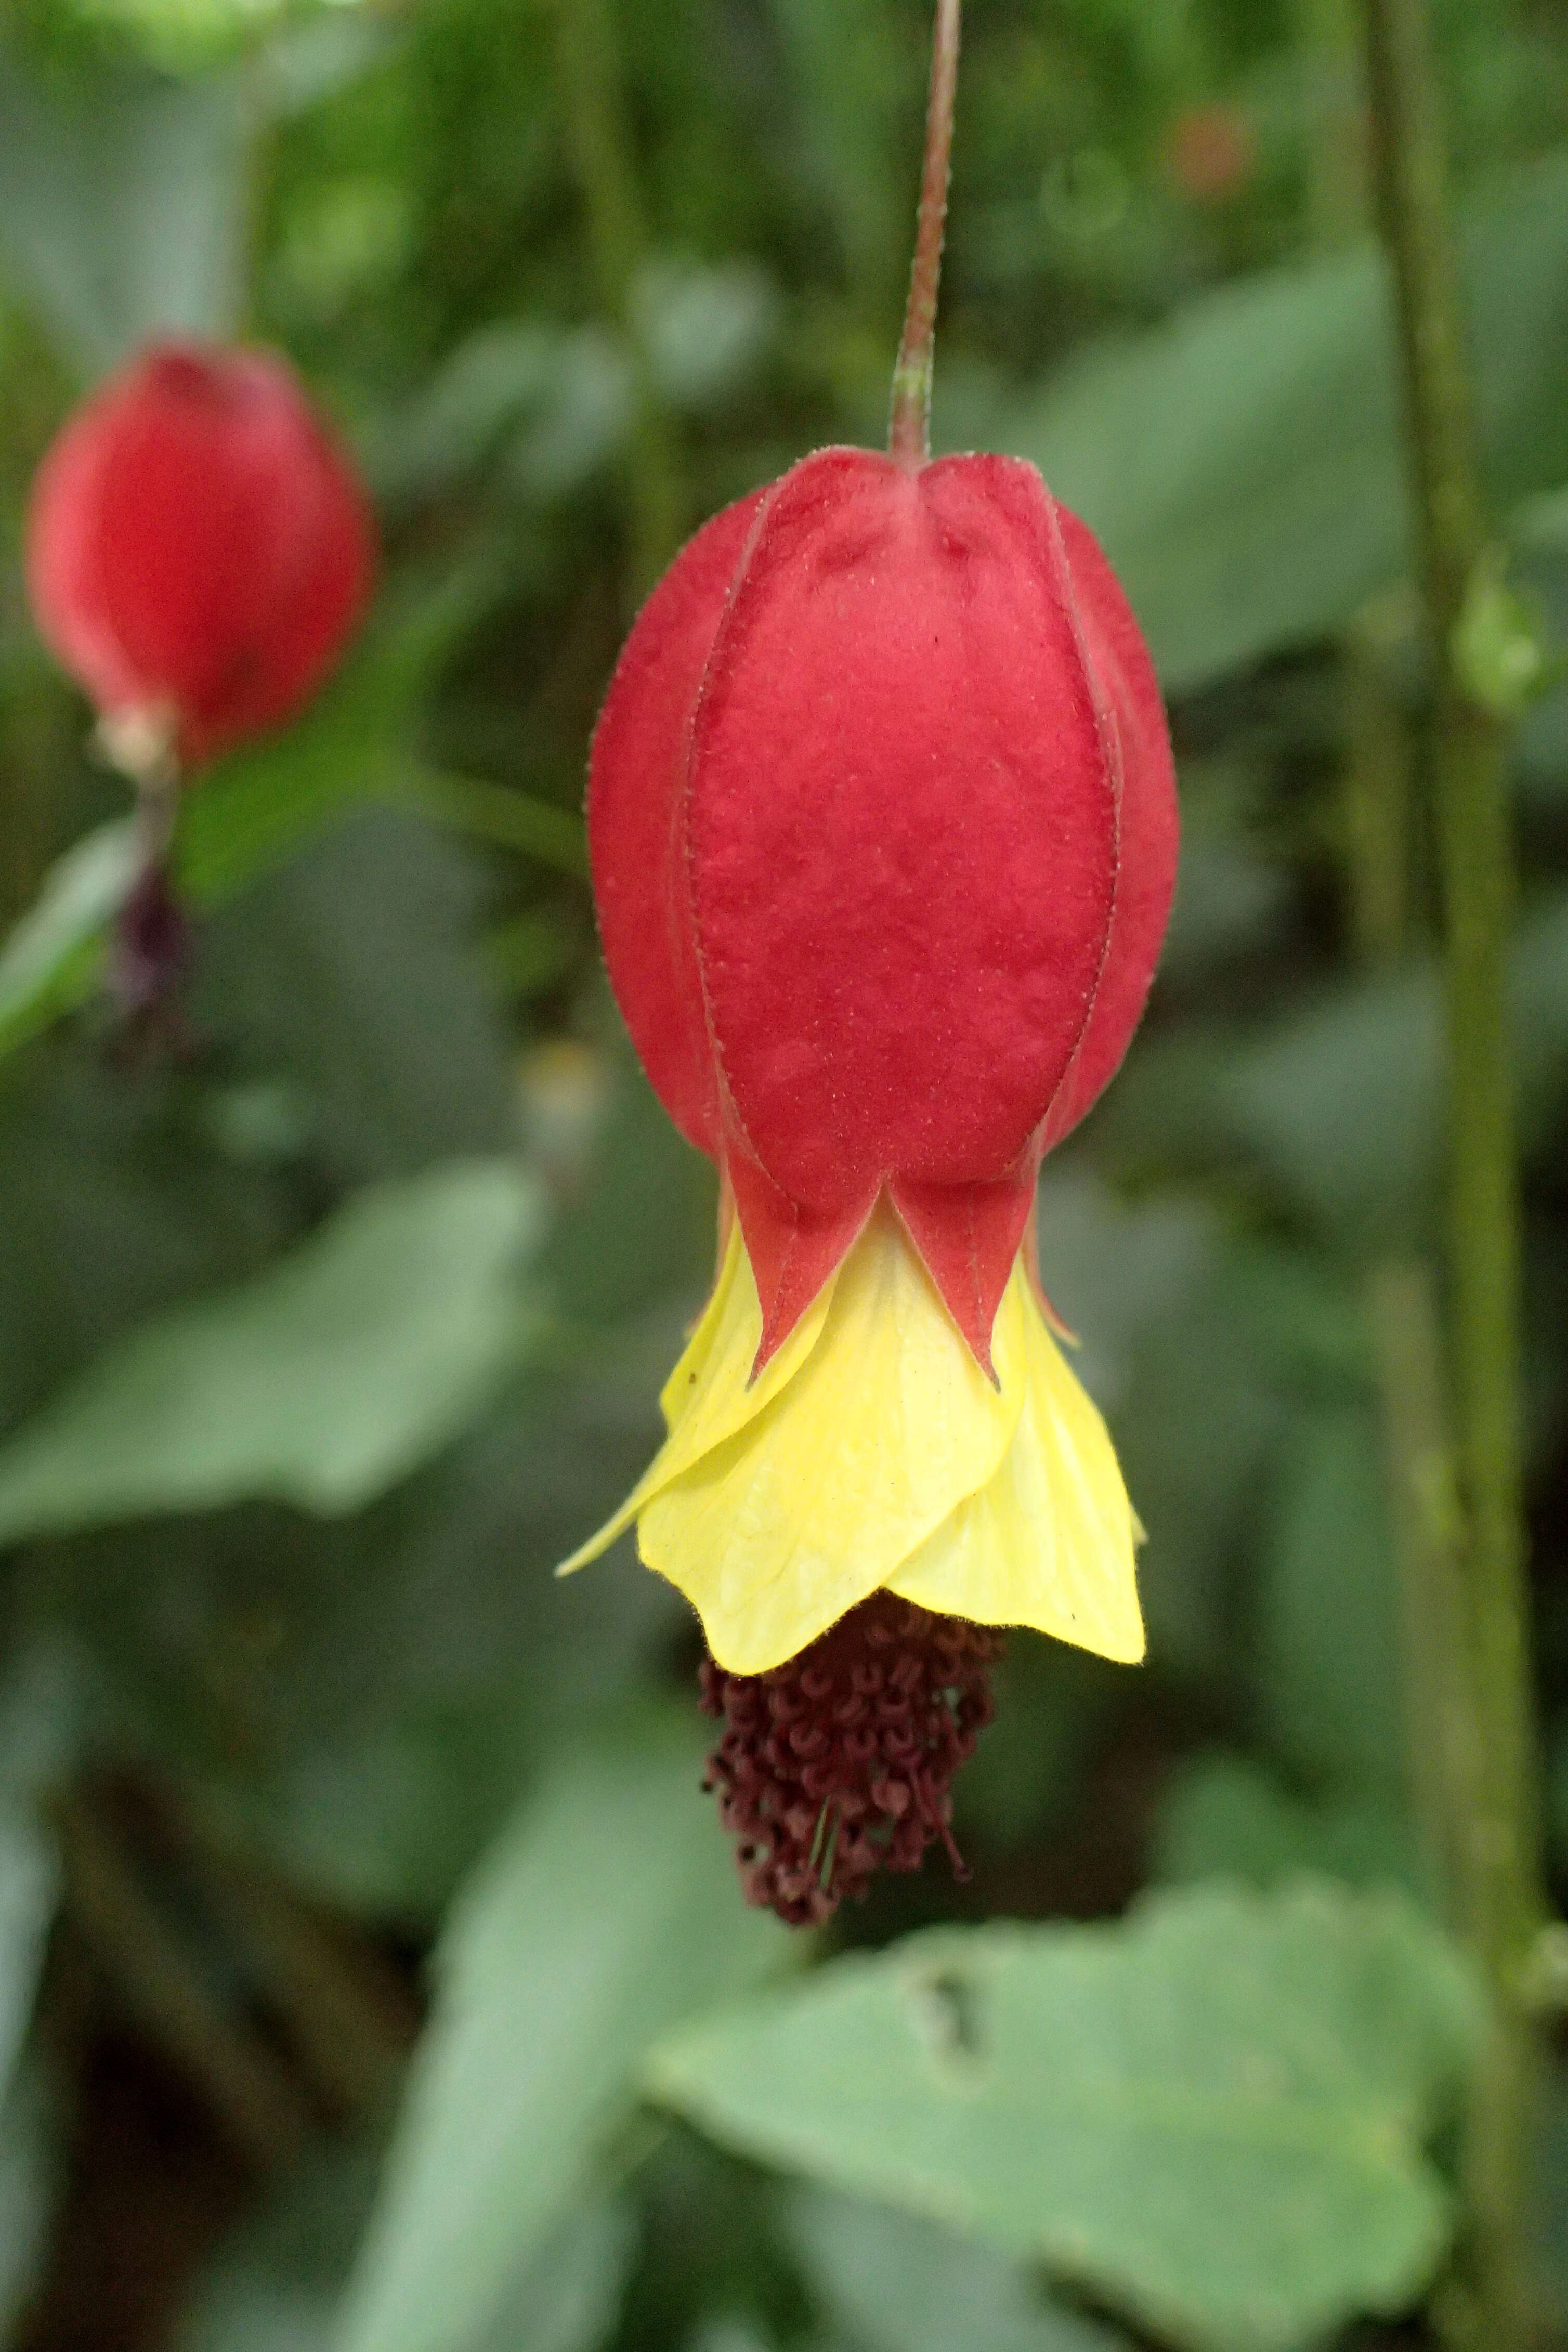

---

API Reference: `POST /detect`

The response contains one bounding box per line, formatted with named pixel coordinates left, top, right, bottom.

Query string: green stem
left=888, top=0, right=961, bottom=471
left=554, top=0, right=684, bottom=598
left=1360, top=2, right=1545, bottom=2342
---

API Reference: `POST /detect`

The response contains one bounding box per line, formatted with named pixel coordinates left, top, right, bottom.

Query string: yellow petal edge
left=559, top=1206, right=1144, bottom=1676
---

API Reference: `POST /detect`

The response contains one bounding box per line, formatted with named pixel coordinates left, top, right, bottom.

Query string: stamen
left=698, top=1593, right=1002, bottom=1927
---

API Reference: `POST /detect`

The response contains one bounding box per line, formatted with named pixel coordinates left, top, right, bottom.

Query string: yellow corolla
left=559, top=1204, right=1143, bottom=1677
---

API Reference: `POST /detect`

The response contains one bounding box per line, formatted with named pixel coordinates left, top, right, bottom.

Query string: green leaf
left=1223, top=888, right=1568, bottom=1249
left=190, top=806, right=518, bottom=1183
left=177, top=645, right=424, bottom=909
left=0, top=1645, right=80, bottom=2110
left=0, top=40, right=245, bottom=370
left=647, top=1882, right=1479, bottom=2352
left=786, top=2185, right=1131, bottom=2352
left=1550, top=1716, right=1568, bottom=1875
left=0, top=2061, right=60, bottom=2341
left=1257, top=1405, right=1405, bottom=1799
left=1538, top=2066, right=1568, bottom=2337
left=177, top=2137, right=633, bottom=2352
left=0, top=818, right=139, bottom=1060
left=1151, top=1753, right=1423, bottom=1903
left=335, top=1714, right=791, bottom=2352
left=0, top=1160, right=546, bottom=1541
left=996, top=153, right=1568, bottom=689
left=0, top=592, right=488, bottom=1074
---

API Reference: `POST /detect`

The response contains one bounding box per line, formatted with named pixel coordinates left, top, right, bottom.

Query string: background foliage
left=1, top=0, right=1567, bottom=2347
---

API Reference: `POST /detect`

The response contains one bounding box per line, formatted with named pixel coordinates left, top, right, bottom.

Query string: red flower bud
left=26, top=341, right=376, bottom=774
left=590, top=446, right=1178, bottom=1371
left=1162, top=102, right=1257, bottom=206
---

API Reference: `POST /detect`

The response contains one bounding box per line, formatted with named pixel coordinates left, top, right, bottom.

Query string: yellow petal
left=890, top=1272, right=1144, bottom=1663
left=637, top=1208, right=1026, bottom=1674
left=556, top=1218, right=837, bottom=1576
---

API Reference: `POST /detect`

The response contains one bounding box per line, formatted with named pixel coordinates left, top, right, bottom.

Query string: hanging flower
left=25, top=340, right=376, bottom=1028
left=563, top=0, right=1177, bottom=1920
left=27, top=340, right=375, bottom=775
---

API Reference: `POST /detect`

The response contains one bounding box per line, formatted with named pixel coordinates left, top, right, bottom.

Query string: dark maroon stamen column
left=699, top=1594, right=1002, bottom=1926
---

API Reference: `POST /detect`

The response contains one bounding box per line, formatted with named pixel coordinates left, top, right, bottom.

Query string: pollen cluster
left=698, top=1594, right=1003, bottom=1925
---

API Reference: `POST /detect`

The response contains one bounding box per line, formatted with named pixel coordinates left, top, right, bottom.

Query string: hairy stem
left=888, top=0, right=961, bottom=471
left=1360, top=1, right=1546, bottom=2341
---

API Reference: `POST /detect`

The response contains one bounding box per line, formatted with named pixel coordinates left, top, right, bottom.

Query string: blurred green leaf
left=1539, top=2066, right=1568, bottom=2338
left=335, top=1713, right=790, bottom=2352
left=177, top=2136, right=633, bottom=2352
left=1551, top=1714, right=1568, bottom=1878
left=633, top=257, right=779, bottom=414
left=0, top=38, right=245, bottom=370
left=0, top=2060, right=61, bottom=2341
left=0, top=590, right=493, bottom=1073
left=410, top=770, right=587, bottom=881
left=1224, top=888, right=1568, bottom=1249
left=178, top=2139, right=383, bottom=2352
left=999, top=153, right=1568, bottom=688
left=1151, top=1752, right=1422, bottom=1901
left=373, top=322, right=631, bottom=507
left=176, top=626, right=436, bottom=909
left=1224, top=969, right=1441, bottom=1251
left=786, top=2185, right=1131, bottom=2352
left=0, top=1647, right=82, bottom=2120
left=647, top=1882, right=1478, bottom=2352
left=189, top=806, right=519, bottom=1183
left=1257, top=1405, right=1405, bottom=1799
left=955, top=1637, right=1122, bottom=1853
left=764, top=0, right=913, bottom=311
left=1112, top=1242, right=1310, bottom=1684
left=0, top=1159, right=545, bottom=1541
left=1035, top=1170, right=1219, bottom=1416
left=0, top=816, right=138, bottom=1061
left=1158, top=837, right=1293, bottom=990
left=468, top=2198, right=635, bottom=2352
left=0, top=1808, right=59, bottom=2111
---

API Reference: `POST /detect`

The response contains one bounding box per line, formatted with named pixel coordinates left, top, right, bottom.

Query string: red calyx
left=26, top=341, right=376, bottom=773
left=590, top=446, right=1177, bottom=1373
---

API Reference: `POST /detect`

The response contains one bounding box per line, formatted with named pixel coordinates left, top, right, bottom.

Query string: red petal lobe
left=589, top=490, right=767, bottom=1156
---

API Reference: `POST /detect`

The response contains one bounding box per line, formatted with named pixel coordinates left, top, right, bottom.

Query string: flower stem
left=888, top=0, right=961, bottom=472
left=1360, top=1, right=1546, bottom=2340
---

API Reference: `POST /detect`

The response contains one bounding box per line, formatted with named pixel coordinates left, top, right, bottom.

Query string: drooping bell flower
left=28, top=341, right=375, bottom=775
left=25, top=341, right=376, bottom=1028
left=563, top=0, right=1178, bottom=1923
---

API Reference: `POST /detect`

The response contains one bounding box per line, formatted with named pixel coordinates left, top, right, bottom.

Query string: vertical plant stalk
left=1341, top=611, right=1480, bottom=1972
left=554, top=0, right=684, bottom=598
left=1360, top=2, right=1545, bottom=2342
left=888, top=0, right=961, bottom=471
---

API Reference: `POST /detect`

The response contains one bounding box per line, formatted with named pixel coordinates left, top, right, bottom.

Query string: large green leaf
left=0, top=597, right=476, bottom=1074
left=786, top=2185, right=1131, bottom=2352
left=334, top=1714, right=790, bottom=2352
left=0, top=40, right=245, bottom=370
left=646, top=1881, right=1478, bottom=2352
left=189, top=806, right=520, bottom=1185
left=1151, top=1753, right=1422, bottom=1902
left=0, top=818, right=139, bottom=1062
left=1256, top=1406, right=1406, bottom=1799
left=1222, top=888, right=1568, bottom=1250
left=0, top=1160, right=545, bottom=1541
left=0, top=2062, right=60, bottom=2341
left=176, top=2138, right=633, bottom=2352
left=996, top=154, right=1568, bottom=689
